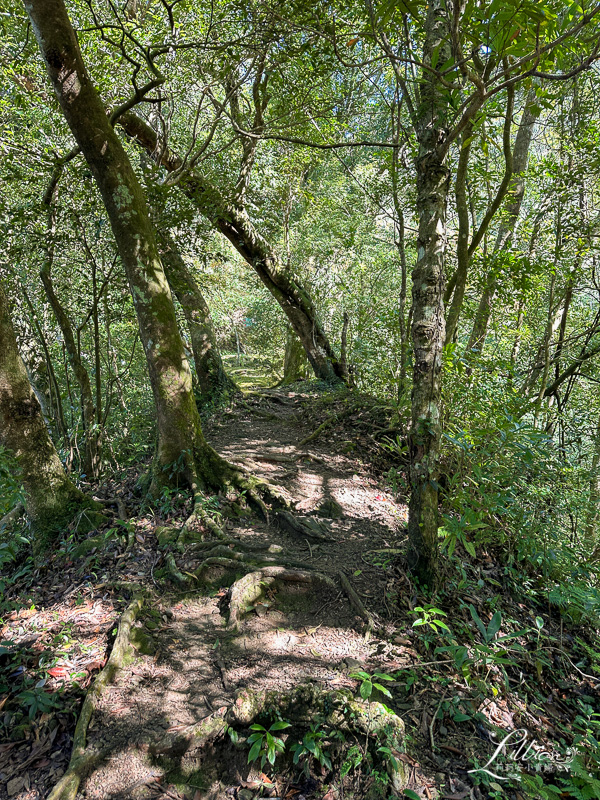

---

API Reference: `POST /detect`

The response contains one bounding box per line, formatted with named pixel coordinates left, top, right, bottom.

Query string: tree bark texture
left=0, top=279, right=101, bottom=549
left=119, top=112, right=347, bottom=385
left=408, top=0, right=452, bottom=586
left=282, top=325, right=308, bottom=384
left=24, top=0, right=214, bottom=490
left=157, top=228, right=237, bottom=405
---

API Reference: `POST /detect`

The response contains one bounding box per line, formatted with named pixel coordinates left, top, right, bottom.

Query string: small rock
left=237, top=789, right=254, bottom=800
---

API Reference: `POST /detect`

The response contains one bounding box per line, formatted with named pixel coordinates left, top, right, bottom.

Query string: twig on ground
left=429, top=692, right=447, bottom=752
left=338, top=571, right=375, bottom=637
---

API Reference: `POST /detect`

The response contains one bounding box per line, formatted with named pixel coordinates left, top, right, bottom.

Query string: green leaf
left=469, top=605, right=488, bottom=640
left=250, top=723, right=266, bottom=731
left=486, top=610, right=502, bottom=640
left=360, top=680, right=373, bottom=699
left=404, top=790, right=422, bottom=800
left=270, top=720, right=291, bottom=731
left=247, top=740, right=262, bottom=763
left=373, top=683, right=393, bottom=698
left=464, top=539, right=476, bottom=557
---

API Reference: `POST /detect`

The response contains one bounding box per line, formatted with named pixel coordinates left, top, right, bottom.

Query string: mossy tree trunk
left=407, top=0, right=452, bottom=587
left=282, top=325, right=309, bottom=384
left=24, top=0, right=234, bottom=496
left=0, top=279, right=102, bottom=550
left=157, top=229, right=237, bottom=406
left=119, top=112, right=347, bottom=385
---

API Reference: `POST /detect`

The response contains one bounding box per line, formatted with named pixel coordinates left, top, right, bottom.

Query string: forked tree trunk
left=157, top=229, right=237, bottom=405
left=24, top=0, right=226, bottom=494
left=119, top=112, right=347, bottom=385
left=407, top=0, right=452, bottom=586
left=0, top=280, right=102, bottom=550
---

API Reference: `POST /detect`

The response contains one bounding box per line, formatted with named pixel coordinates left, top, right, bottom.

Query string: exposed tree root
left=246, top=391, right=298, bottom=406
left=188, top=538, right=284, bottom=555
left=239, top=399, right=286, bottom=422
left=47, top=595, right=144, bottom=800
left=338, top=570, right=375, bottom=636
left=226, top=682, right=407, bottom=793
left=227, top=567, right=336, bottom=631
left=180, top=495, right=229, bottom=542
left=148, top=708, right=229, bottom=758
left=298, top=399, right=361, bottom=446
left=165, top=552, right=188, bottom=586
left=275, top=510, right=335, bottom=542
left=92, top=496, right=128, bottom=521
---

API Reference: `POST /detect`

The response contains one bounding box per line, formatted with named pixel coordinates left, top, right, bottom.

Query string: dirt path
left=74, top=388, right=411, bottom=800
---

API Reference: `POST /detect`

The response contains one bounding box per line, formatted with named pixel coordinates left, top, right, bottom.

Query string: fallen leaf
left=7, top=776, right=24, bottom=796
left=48, top=666, right=69, bottom=678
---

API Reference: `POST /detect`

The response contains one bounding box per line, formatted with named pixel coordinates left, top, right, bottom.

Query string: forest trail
left=4, top=387, right=599, bottom=800
left=59, top=388, right=414, bottom=800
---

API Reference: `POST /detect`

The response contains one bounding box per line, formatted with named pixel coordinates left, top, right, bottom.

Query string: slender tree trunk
left=157, top=228, right=237, bottom=405
left=40, top=174, right=99, bottom=477
left=24, top=0, right=233, bottom=495
left=119, top=112, right=347, bottom=384
left=21, top=286, right=69, bottom=441
left=466, top=92, right=539, bottom=355
left=407, top=0, right=452, bottom=586
left=0, top=280, right=103, bottom=550
left=444, top=124, right=473, bottom=345
left=585, top=413, right=600, bottom=548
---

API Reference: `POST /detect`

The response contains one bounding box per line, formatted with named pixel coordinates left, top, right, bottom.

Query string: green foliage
left=350, top=670, right=394, bottom=700
left=410, top=605, right=450, bottom=634
left=290, top=724, right=332, bottom=773
left=246, top=720, right=291, bottom=769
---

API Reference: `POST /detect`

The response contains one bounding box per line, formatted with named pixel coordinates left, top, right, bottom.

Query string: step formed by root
left=275, top=510, right=335, bottom=542
left=227, top=567, right=337, bottom=631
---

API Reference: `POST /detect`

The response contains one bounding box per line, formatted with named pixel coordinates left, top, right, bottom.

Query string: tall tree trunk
left=466, top=92, right=539, bottom=355
left=119, top=112, right=347, bottom=385
left=407, top=0, right=452, bottom=586
left=0, top=280, right=103, bottom=551
left=156, top=229, right=237, bottom=405
left=24, top=0, right=235, bottom=495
